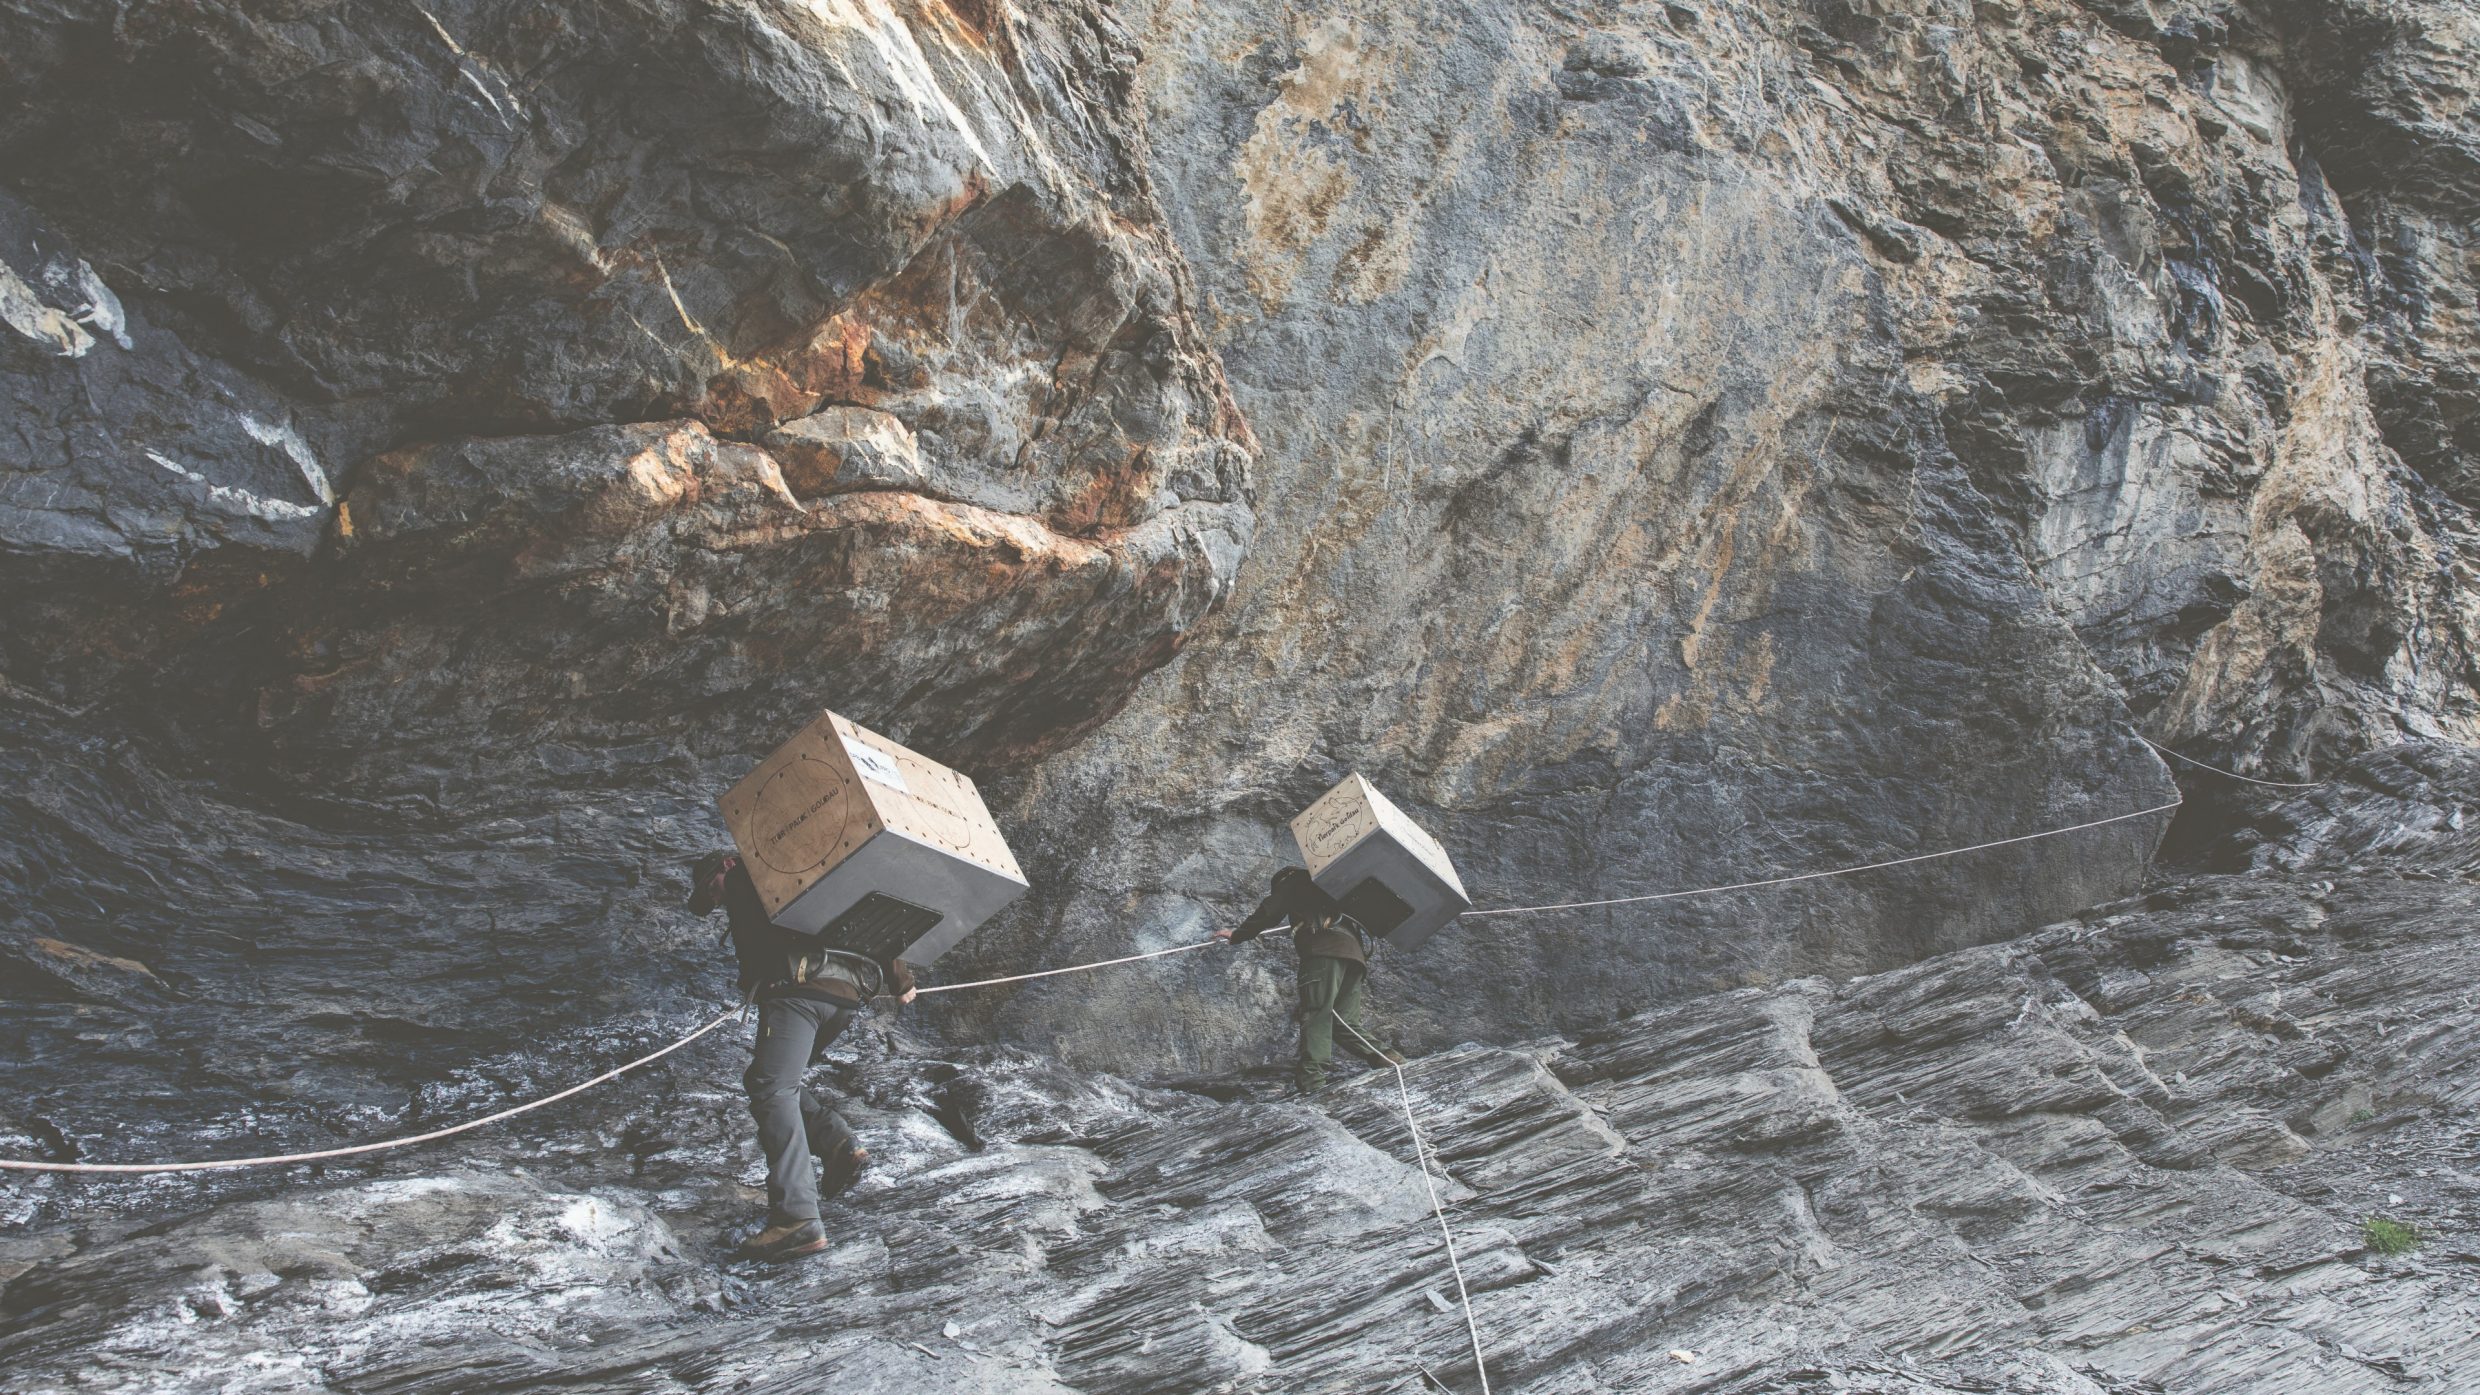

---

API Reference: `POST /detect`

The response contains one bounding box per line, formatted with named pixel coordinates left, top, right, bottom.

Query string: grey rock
left=6, top=756, right=2478, bottom=1391
left=927, top=0, right=2480, bottom=1065
left=1, top=0, right=2479, bottom=1388
left=3, top=0, right=2477, bottom=1050
left=764, top=407, right=936, bottom=498
left=0, top=0, right=1252, bottom=787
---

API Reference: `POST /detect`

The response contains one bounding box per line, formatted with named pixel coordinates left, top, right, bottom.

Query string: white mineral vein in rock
left=40, top=252, right=131, bottom=350
left=0, top=259, right=92, bottom=356
left=239, top=414, right=334, bottom=505
left=145, top=450, right=328, bottom=523
left=805, top=0, right=998, bottom=174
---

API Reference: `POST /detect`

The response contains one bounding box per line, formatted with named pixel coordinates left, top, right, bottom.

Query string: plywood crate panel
left=719, top=710, right=1027, bottom=966
left=1290, top=774, right=1470, bottom=952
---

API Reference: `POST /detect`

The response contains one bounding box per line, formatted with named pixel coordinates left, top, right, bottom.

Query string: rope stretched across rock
left=2139, top=735, right=2325, bottom=790
left=1462, top=799, right=2185, bottom=918
left=1335, top=1015, right=1493, bottom=1395
left=0, top=793, right=2184, bottom=1176
left=910, top=939, right=1217, bottom=994
left=0, top=1008, right=746, bottom=1175
left=0, top=946, right=1219, bottom=1176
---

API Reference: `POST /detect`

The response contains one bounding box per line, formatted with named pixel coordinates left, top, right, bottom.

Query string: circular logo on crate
left=751, top=755, right=858, bottom=876
left=903, top=788, right=983, bottom=862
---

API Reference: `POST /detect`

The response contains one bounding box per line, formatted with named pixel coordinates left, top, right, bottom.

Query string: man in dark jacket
left=1217, top=866, right=1404, bottom=1092
left=689, top=851, right=916, bottom=1263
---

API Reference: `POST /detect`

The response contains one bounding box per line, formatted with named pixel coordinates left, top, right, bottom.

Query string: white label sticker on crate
left=842, top=734, right=911, bottom=793
left=1295, top=784, right=1375, bottom=868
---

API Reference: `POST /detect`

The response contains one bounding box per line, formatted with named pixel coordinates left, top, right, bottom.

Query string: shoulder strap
left=712, top=855, right=742, bottom=948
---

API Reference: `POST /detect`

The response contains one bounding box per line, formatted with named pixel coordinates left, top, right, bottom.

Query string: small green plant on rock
left=2363, top=1216, right=2419, bottom=1256
left=2348, top=1107, right=2377, bottom=1124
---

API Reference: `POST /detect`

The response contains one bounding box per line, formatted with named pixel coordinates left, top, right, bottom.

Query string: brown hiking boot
left=735, top=1219, right=827, bottom=1262
left=820, top=1144, right=869, bottom=1201
left=1380, top=1049, right=1409, bottom=1067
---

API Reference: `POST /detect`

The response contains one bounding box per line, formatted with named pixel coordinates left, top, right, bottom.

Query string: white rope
left=1337, top=1017, right=1490, bottom=1394
left=2141, top=736, right=2324, bottom=789
left=0, top=790, right=2185, bottom=1175
left=912, top=938, right=1217, bottom=994
left=1462, top=798, right=2184, bottom=918
left=1314, top=790, right=2188, bottom=1388
left=0, top=1009, right=744, bottom=1175
left=0, top=941, right=1224, bottom=1175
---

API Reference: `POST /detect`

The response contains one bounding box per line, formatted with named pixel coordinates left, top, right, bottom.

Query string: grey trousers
left=743, top=996, right=859, bottom=1227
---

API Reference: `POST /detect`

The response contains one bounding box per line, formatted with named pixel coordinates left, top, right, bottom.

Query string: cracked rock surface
left=5, top=748, right=2476, bottom=1392
left=6, top=1, right=2478, bottom=1068
left=0, top=0, right=1251, bottom=792
left=4, top=1, right=2480, bottom=1388
left=953, top=0, right=2480, bottom=1061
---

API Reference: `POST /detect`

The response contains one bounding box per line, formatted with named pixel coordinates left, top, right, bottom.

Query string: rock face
left=5, top=752, right=2477, bottom=1393
left=4, top=0, right=2477, bottom=1061
left=958, top=0, right=2480, bottom=1063
left=0, top=0, right=1251, bottom=792
left=4, top=0, right=2480, bottom=1387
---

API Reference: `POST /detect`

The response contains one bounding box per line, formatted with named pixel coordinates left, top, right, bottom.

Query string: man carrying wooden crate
left=697, top=708, right=1031, bottom=1261
left=689, top=851, right=917, bottom=1263
left=1219, top=866, right=1407, bottom=1093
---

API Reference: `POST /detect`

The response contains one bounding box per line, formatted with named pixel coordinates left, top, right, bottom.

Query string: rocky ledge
left=4, top=746, right=2474, bottom=1394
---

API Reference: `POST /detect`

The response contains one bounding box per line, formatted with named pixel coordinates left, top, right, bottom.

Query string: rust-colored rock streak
left=0, top=0, right=1250, bottom=794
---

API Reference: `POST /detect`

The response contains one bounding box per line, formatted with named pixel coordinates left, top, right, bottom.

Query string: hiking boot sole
left=738, top=1234, right=830, bottom=1262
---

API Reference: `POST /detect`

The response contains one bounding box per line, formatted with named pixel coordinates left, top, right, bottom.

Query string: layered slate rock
left=1, top=0, right=2475, bottom=1093
left=0, top=0, right=1251, bottom=793
left=5, top=754, right=2476, bottom=1392
left=949, top=0, right=2480, bottom=1067
left=3, top=3, right=2480, bottom=1383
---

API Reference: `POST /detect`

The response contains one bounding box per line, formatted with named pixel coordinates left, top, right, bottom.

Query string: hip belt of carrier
left=1304, top=912, right=1377, bottom=961
left=777, top=948, right=886, bottom=1003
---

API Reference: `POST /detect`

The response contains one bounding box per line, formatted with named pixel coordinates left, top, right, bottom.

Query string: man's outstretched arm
left=1217, top=894, right=1288, bottom=944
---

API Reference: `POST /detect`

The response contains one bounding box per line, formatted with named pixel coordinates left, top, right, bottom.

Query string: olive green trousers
left=1296, top=953, right=1377, bottom=1091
